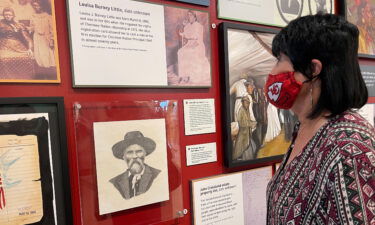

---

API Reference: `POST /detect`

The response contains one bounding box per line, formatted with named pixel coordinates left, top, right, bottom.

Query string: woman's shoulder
left=325, top=111, right=375, bottom=167
left=329, top=111, right=375, bottom=137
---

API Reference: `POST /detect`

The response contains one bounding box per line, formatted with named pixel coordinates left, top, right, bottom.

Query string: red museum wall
left=0, top=0, right=374, bottom=224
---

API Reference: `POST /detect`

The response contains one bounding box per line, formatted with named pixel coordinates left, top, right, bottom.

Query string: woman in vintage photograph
left=29, top=0, right=55, bottom=69
left=0, top=7, right=34, bottom=79
left=177, top=10, right=210, bottom=85
left=266, top=13, right=375, bottom=224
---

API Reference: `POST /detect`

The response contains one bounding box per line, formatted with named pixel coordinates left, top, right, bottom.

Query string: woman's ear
left=311, top=59, right=322, bottom=76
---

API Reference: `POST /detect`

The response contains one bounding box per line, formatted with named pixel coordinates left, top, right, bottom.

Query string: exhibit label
left=186, top=142, right=217, bottom=166
left=184, top=99, right=216, bottom=135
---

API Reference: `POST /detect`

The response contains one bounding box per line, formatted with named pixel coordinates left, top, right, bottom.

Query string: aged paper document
left=0, top=135, right=43, bottom=225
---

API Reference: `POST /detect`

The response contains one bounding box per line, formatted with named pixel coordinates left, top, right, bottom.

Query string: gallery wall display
left=0, top=97, right=72, bottom=225
left=67, top=0, right=211, bottom=88
left=220, top=22, right=297, bottom=168
left=73, top=100, right=183, bottom=225
left=0, top=0, right=61, bottom=83
left=345, top=0, right=375, bottom=58
left=190, top=166, right=272, bottom=225
left=218, top=0, right=335, bottom=27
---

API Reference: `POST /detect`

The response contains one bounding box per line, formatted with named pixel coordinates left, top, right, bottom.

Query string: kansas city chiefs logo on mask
left=267, top=82, right=282, bottom=102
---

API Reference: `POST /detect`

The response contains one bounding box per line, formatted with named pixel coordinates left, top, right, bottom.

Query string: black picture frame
left=0, top=97, right=72, bottom=225
left=342, top=0, right=375, bottom=59
left=220, top=22, right=298, bottom=168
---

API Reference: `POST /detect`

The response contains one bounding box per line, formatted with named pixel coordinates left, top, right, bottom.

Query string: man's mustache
left=128, top=157, right=144, bottom=167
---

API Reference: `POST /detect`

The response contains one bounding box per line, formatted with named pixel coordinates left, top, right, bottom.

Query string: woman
left=30, top=0, right=55, bottom=68
left=177, top=10, right=210, bottom=85
left=0, top=7, right=34, bottom=79
left=266, top=13, right=375, bottom=224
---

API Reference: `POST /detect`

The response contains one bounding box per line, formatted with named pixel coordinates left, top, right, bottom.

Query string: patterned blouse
left=267, top=111, right=375, bottom=225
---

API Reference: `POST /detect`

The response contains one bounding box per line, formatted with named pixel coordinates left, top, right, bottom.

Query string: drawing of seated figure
left=177, top=10, right=210, bottom=85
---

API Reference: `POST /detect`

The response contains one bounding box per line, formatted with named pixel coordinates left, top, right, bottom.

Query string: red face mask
left=264, top=71, right=303, bottom=109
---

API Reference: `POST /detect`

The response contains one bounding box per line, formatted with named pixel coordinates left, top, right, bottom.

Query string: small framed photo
left=220, top=22, right=297, bottom=168
left=0, top=0, right=61, bottom=83
left=0, top=97, right=72, bottom=225
left=344, top=0, right=375, bottom=58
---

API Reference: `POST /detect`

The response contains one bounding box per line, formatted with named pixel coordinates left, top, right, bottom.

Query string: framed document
left=220, top=22, right=297, bottom=168
left=67, top=0, right=211, bottom=88
left=218, top=0, right=336, bottom=27
left=191, top=166, right=272, bottom=225
left=0, top=0, right=61, bottom=83
left=344, top=0, right=375, bottom=58
left=0, top=97, right=72, bottom=225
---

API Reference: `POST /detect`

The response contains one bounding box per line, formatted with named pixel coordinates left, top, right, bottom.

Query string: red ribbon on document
left=0, top=176, right=5, bottom=209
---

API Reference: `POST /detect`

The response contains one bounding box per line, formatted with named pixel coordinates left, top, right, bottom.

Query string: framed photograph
left=93, top=118, right=169, bottom=215
left=67, top=0, right=211, bottom=88
left=0, top=0, right=61, bottom=83
left=220, top=22, right=298, bottom=168
left=345, top=0, right=375, bottom=58
left=0, top=97, right=72, bottom=225
left=218, top=0, right=335, bottom=27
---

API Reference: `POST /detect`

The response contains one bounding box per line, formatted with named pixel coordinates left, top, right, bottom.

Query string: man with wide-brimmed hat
left=109, top=131, right=161, bottom=199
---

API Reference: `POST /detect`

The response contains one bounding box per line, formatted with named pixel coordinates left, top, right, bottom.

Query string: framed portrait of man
left=93, top=118, right=169, bottom=215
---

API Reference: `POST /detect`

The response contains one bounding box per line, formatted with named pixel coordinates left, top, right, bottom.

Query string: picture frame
left=172, top=0, right=210, bottom=7
left=220, top=22, right=297, bottom=168
left=73, top=100, right=183, bottom=225
left=343, top=0, right=375, bottom=58
left=0, top=97, right=72, bottom=225
left=217, top=0, right=336, bottom=27
left=67, top=0, right=211, bottom=88
left=0, top=0, right=61, bottom=83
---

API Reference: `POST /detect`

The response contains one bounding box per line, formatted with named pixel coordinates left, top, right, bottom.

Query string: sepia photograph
left=221, top=22, right=297, bottom=167
left=346, top=0, right=375, bottom=57
left=164, top=6, right=211, bottom=87
left=0, top=0, right=59, bottom=82
left=93, top=118, right=170, bottom=215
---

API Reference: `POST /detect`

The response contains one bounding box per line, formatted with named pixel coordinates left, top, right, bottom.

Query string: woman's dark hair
left=272, top=13, right=368, bottom=119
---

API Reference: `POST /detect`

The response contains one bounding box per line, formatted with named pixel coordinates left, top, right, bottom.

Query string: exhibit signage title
left=78, top=2, right=150, bottom=15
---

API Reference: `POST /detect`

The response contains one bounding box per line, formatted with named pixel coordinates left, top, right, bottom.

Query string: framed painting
left=220, top=22, right=297, bottom=168
left=344, top=0, right=375, bottom=58
left=0, top=0, right=61, bottom=83
left=0, top=97, right=72, bottom=225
